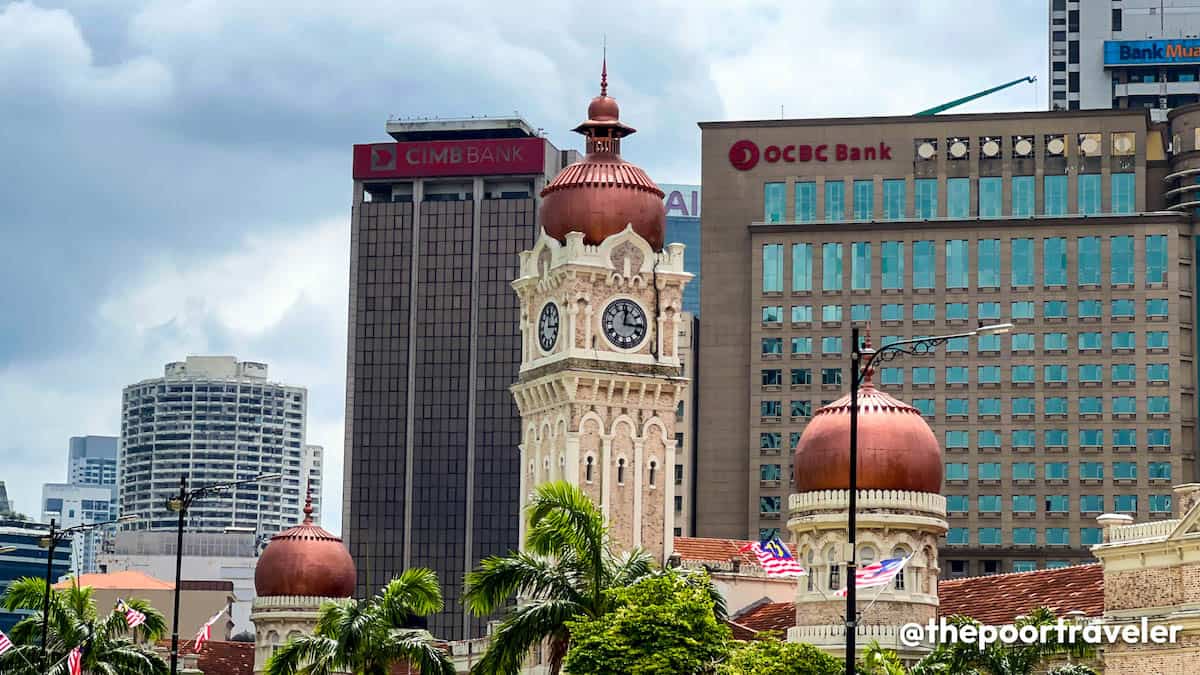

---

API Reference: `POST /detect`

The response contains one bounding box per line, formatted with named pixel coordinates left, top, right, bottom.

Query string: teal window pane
left=979, top=463, right=1001, bottom=480
left=881, top=304, right=903, bottom=321
left=1081, top=528, right=1102, bottom=546
left=946, top=398, right=969, bottom=416
left=881, top=241, right=904, bottom=290
left=1011, top=301, right=1035, bottom=319
left=1112, top=364, right=1136, bottom=382
left=946, top=303, right=969, bottom=320
left=1149, top=396, right=1169, bottom=414
left=821, top=337, right=843, bottom=354
left=979, top=177, right=1003, bottom=217
left=821, top=305, right=842, bottom=322
left=851, top=304, right=871, bottom=322
left=946, top=430, right=969, bottom=448
left=912, top=398, right=934, bottom=416
left=761, top=338, right=783, bottom=355
left=1079, top=174, right=1101, bottom=214
left=946, top=239, right=969, bottom=287
left=1012, top=175, right=1035, bottom=216
left=1081, top=495, right=1104, bottom=512
left=761, top=400, right=782, bottom=417
left=912, top=367, right=936, bottom=385
left=979, top=495, right=1001, bottom=512
left=1150, top=495, right=1172, bottom=513
left=946, top=495, right=968, bottom=512
left=978, top=239, right=1000, bottom=288
left=760, top=432, right=781, bottom=449
left=978, top=366, right=1000, bottom=383
left=852, top=242, right=871, bottom=290
left=978, top=430, right=1000, bottom=448
left=1046, top=528, right=1070, bottom=545
left=1114, top=429, right=1136, bottom=445
left=1112, top=299, right=1135, bottom=317
left=1012, top=398, right=1036, bottom=415
left=1079, top=364, right=1103, bottom=383
left=1013, top=462, right=1036, bottom=479
left=791, top=367, right=811, bottom=384
left=915, top=178, right=938, bottom=218
left=879, top=368, right=904, bottom=385
left=1013, top=365, right=1035, bottom=383
left=913, top=303, right=935, bottom=321
left=825, top=180, right=845, bottom=222
left=791, top=243, right=813, bottom=292
left=791, top=337, right=812, bottom=355
left=1046, top=429, right=1069, bottom=446
left=1078, top=236, right=1101, bottom=284
left=980, top=528, right=1002, bottom=545
left=762, top=306, right=783, bottom=323
left=1149, top=429, right=1171, bottom=445
left=822, top=243, right=843, bottom=291
left=1045, top=301, right=1068, bottom=318
left=978, top=398, right=1001, bottom=415
left=1112, top=396, right=1135, bottom=414
left=1012, top=528, right=1036, bottom=546
left=1044, top=175, right=1067, bottom=215
left=1011, top=238, right=1034, bottom=286
left=1114, top=495, right=1137, bottom=512
left=1079, top=397, right=1103, bottom=414
left=947, top=177, right=970, bottom=218
left=1046, top=495, right=1069, bottom=512
left=1111, top=236, right=1135, bottom=284
left=1046, top=463, right=1069, bottom=480
left=1044, top=333, right=1068, bottom=350
left=1078, top=300, right=1101, bottom=318
left=947, top=337, right=969, bottom=352
left=853, top=180, right=874, bottom=220
left=1150, top=462, right=1173, bottom=479
left=946, top=463, right=969, bottom=480
left=1148, top=364, right=1170, bottom=382
left=1147, top=299, right=1168, bottom=317
left=1080, top=462, right=1104, bottom=479
left=762, top=244, right=783, bottom=292
left=1111, top=173, right=1135, bottom=214
left=913, top=241, right=935, bottom=288
left=1080, top=429, right=1104, bottom=447
left=791, top=305, right=812, bottom=323
left=978, top=334, right=1000, bottom=351
left=1045, top=397, right=1068, bottom=415
left=1146, top=235, right=1168, bottom=283
left=1014, top=561, right=1037, bottom=572
left=1079, top=332, right=1103, bottom=350
left=1013, top=430, right=1036, bottom=448
left=793, top=182, right=815, bottom=222
left=1114, top=462, right=1137, bottom=479
left=883, top=179, right=906, bottom=220
left=765, top=182, right=787, bottom=223
left=1147, top=331, right=1168, bottom=349
left=821, top=368, right=842, bottom=385
left=762, top=369, right=782, bottom=386
left=1043, top=237, right=1067, bottom=285
left=947, top=528, right=969, bottom=545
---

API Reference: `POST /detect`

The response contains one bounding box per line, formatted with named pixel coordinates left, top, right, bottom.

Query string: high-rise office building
left=343, top=116, right=578, bottom=639
left=41, top=482, right=114, bottom=574
left=68, top=435, right=118, bottom=486
left=118, top=356, right=311, bottom=536
left=1050, top=0, right=1200, bottom=116
left=698, top=106, right=1198, bottom=577
left=662, top=184, right=702, bottom=316
left=1, top=519, right=70, bottom=631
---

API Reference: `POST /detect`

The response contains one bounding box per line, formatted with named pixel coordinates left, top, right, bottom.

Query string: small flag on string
left=192, top=605, right=229, bottom=653
left=116, top=599, right=147, bottom=628
left=739, top=535, right=807, bottom=577
left=67, top=646, right=83, bottom=675
left=835, top=556, right=910, bottom=597
left=0, top=628, right=13, bottom=655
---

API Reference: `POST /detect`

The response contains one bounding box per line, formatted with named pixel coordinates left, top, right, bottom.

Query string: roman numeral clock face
left=602, top=299, right=647, bottom=349
left=538, top=302, right=559, bottom=352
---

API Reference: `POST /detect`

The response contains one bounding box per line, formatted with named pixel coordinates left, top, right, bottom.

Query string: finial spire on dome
left=302, top=480, right=313, bottom=525
left=860, top=325, right=875, bottom=387
left=601, top=36, right=608, bottom=96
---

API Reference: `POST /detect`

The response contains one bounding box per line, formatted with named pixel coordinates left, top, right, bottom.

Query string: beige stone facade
left=698, top=106, right=1200, bottom=576
left=511, top=227, right=692, bottom=560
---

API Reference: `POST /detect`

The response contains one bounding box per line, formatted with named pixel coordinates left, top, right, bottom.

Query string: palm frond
left=471, top=598, right=579, bottom=675
left=376, top=567, right=444, bottom=626
left=464, top=552, right=584, bottom=616
left=381, top=630, right=456, bottom=675
left=265, top=634, right=340, bottom=675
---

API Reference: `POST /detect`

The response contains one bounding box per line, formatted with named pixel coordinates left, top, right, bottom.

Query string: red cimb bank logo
left=729, top=140, right=760, bottom=171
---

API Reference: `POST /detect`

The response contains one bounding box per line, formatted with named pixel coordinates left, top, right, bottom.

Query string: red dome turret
left=793, top=362, right=943, bottom=494
left=255, top=487, right=356, bottom=598
left=539, top=56, right=665, bottom=251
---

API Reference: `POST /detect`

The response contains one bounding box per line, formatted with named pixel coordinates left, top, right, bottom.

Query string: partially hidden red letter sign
left=352, top=137, right=546, bottom=179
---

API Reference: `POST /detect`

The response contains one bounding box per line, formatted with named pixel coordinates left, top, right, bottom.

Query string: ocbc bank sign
left=728, top=139, right=892, bottom=171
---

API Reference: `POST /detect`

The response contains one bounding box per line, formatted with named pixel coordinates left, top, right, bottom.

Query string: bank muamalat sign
left=728, top=139, right=892, bottom=171
left=1105, top=39, right=1200, bottom=65
left=353, top=137, right=546, bottom=179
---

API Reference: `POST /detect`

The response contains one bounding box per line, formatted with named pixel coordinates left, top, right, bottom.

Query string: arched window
left=648, top=461, right=657, bottom=487
left=859, top=546, right=876, bottom=566
left=826, top=546, right=840, bottom=591
left=805, top=549, right=815, bottom=592
left=544, top=458, right=551, bottom=478
left=585, top=456, right=594, bottom=482
left=892, top=546, right=909, bottom=590
left=617, top=458, right=626, bottom=485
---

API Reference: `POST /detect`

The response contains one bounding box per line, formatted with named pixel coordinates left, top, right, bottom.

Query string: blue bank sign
left=1105, top=39, right=1200, bottom=65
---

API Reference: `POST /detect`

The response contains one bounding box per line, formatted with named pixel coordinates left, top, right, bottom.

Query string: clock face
left=538, top=303, right=560, bottom=352
left=602, top=299, right=648, bottom=349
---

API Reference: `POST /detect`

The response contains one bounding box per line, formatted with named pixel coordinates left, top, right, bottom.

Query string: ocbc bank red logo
left=728, top=139, right=892, bottom=171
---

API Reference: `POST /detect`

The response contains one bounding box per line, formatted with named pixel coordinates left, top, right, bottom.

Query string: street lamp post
left=37, top=514, right=138, bottom=672
left=165, top=473, right=282, bottom=675
left=843, top=323, right=1012, bottom=674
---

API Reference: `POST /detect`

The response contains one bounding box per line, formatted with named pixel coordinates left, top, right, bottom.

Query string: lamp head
left=977, top=322, right=1013, bottom=336
left=166, top=497, right=184, bottom=513
left=117, top=515, right=139, bottom=524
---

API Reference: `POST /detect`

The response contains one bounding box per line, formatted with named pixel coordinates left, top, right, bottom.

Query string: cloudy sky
left=0, top=0, right=1046, bottom=532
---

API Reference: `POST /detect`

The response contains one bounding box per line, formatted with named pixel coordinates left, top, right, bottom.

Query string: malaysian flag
left=192, top=605, right=228, bottom=653
left=739, top=535, right=806, bottom=577
left=116, top=599, right=146, bottom=629
left=0, top=628, right=12, bottom=655
left=835, top=556, right=910, bottom=597
left=67, top=646, right=82, bottom=675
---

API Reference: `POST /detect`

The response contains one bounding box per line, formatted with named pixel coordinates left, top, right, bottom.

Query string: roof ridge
left=939, top=562, right=1101, bottom=585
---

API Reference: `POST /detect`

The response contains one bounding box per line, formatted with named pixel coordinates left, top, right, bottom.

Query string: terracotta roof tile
left=672, top=537, right=798, bottom=568
left=156, top=640, right=254, bottom=675
left=937, top=563, right=1104, bottom=625
left=725, top=619, right=760, bottom=641
left=732, top=601, right=797, bottom=635
left=55, top=570, right=173, bottom=590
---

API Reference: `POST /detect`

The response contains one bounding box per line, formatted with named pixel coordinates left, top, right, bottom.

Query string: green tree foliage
left=562, top=572, right=731, bottom=674
left=0, top=576, right=168, bottom=674
left=265, top=568, right=454, bottom=675
left=911, top=607, right=1096, bottom=675
left=717, top=635, right=842, bottom=675
left=1044, top=665, right=1097, bottom=675
left=858, top=639, right=909, bottom=675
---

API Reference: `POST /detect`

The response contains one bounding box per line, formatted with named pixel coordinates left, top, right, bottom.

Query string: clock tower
left=511, top=62, right=691, bottom=561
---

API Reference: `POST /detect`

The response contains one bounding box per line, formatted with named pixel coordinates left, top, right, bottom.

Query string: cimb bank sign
left=353, top=137, right=546, bottom=179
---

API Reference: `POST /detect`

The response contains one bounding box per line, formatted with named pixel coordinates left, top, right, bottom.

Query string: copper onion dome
left=793, top=356, right=943, bottom=494
left=255, top=487, right=356, bottom=598
left=539, top=57, right=666, bottom=251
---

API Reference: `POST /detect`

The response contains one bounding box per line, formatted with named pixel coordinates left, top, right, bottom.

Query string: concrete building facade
left=41, top=482, right=115, bottom=574
left=68, top=435, right=118, bottom=487
left=697, top=106, right=1200, bottom=577
left=118, top=356, right=311, bottom=536
left=1050, top=0, right=1200, bottom=115
left=343, top=116, right=579, bottom=640
left=0, top=520, right=71, bottom=631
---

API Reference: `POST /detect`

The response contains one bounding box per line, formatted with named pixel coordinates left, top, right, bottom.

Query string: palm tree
left=911, top=608, right=1096, bottom=675
left=464, top=480, right=725, bottom=675
left=266, top=568, right=455, bottom=675
left=0, top=576, right=168, bottom=674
